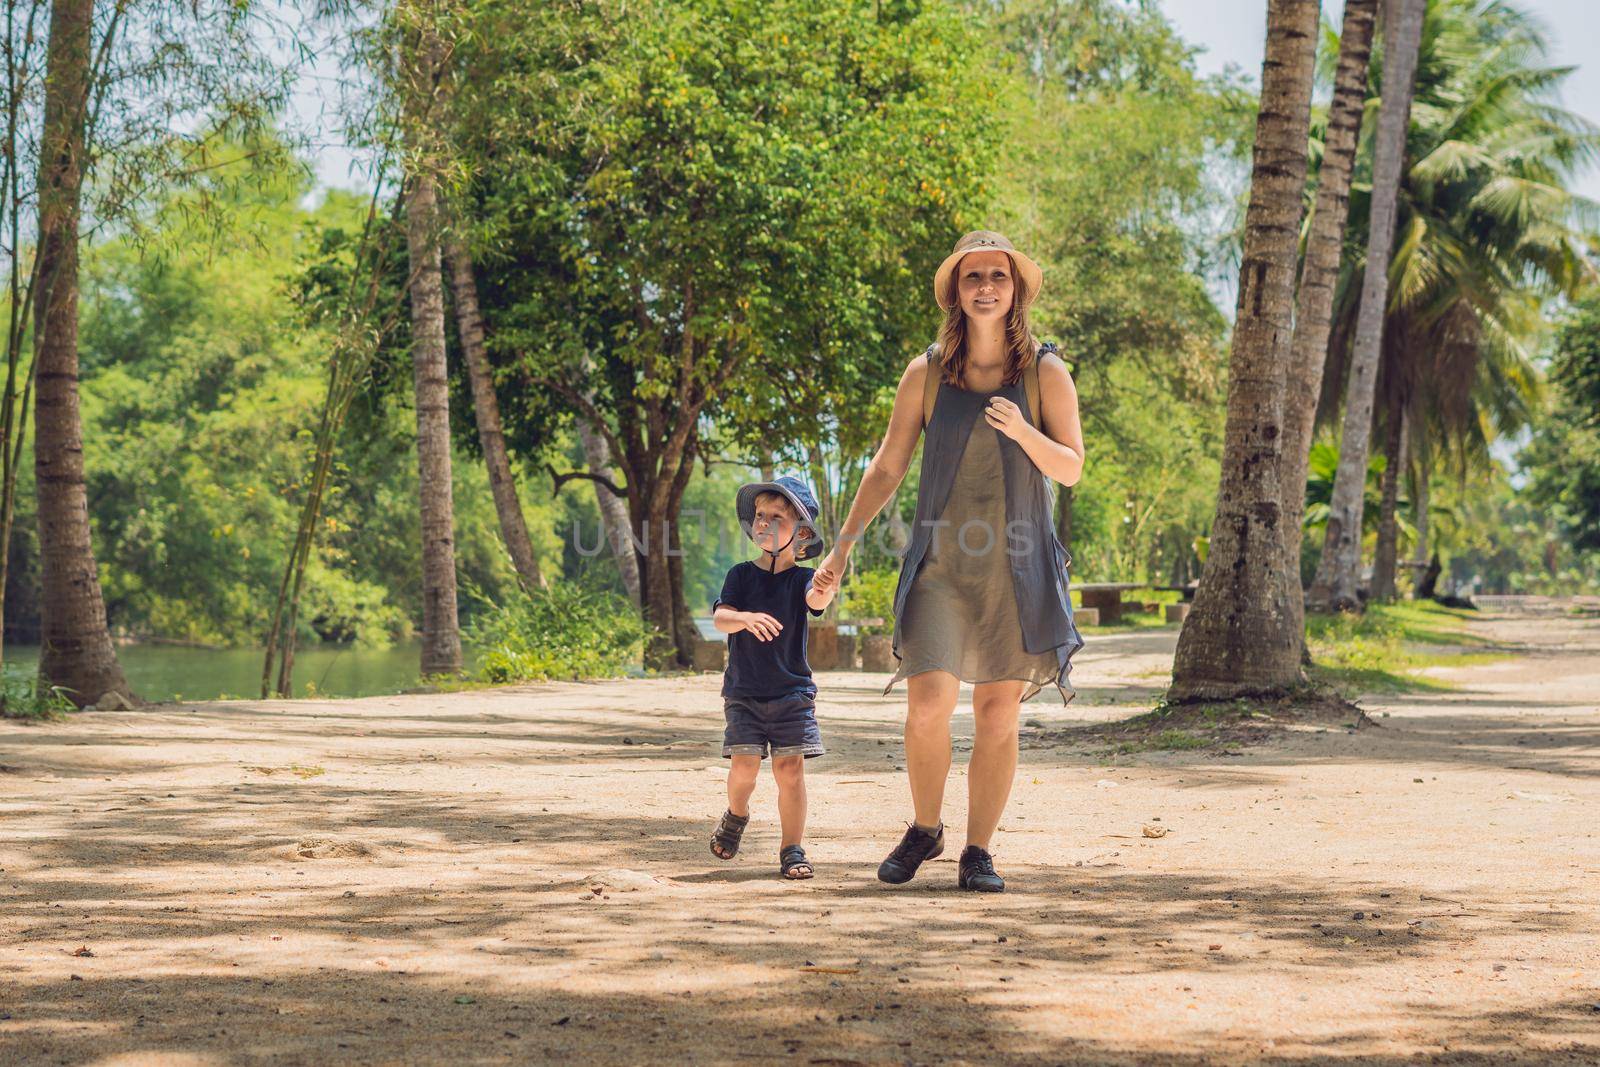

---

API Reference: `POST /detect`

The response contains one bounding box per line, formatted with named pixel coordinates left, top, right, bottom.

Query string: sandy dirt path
left=2, top=611, right=1598, bottom=1065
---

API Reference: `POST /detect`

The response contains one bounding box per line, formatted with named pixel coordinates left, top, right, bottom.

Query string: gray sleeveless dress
left=882, top=346, right=1084, bottom=704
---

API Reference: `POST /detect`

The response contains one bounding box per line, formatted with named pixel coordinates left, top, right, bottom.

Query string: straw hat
left=931, top=230, right=1044, bottom=311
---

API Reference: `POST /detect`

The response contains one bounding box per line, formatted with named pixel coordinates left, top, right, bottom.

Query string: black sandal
left=779, top=844, right=814, bottom=880
left=710, top=809, right=749, bottom=860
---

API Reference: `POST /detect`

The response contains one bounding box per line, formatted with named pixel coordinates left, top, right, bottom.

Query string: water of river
left=4, top=642, right=458, bottom=703
left=6, top=618, right=723, bottom=703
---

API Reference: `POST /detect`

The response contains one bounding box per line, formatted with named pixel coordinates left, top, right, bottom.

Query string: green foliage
left=979, top=0, right=1218, bottom=96
left=1066, top=361, right=1226, bottom=583
left=0, top=663, right=74, bottom=720
left=456, top=0, right=1006, bottom=508
left=73, top=164, right=349, bottom=646
left=839, top=567, right=899, bottom=635
left=1299, top=442, right=1414, bottom=586
left=1322, top=0, right=1596, bottom=466
left=1306, top=601, right=1504, bottom=693
left=975, top=1, right=1245, bottom=585
left=1435, top=454, right=1598, bottom=595
left=4, top=154, right=529, bottom=648
left=465, top=580, right=653, bottom=684
left=1527, top=294, right=1600, bottom=555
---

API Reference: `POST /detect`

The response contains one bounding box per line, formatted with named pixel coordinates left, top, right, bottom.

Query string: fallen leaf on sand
left=1142, top=825, right=1169, bottom=839
left=283, top=838, right=377, bottom=860
left=245, top=764, right=326, bottom=779
left=566, top=869, right=682, bottom=893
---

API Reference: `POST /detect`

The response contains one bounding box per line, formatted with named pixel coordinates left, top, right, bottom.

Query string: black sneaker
left=958, top=845, right=1005, bottom=892
left=878, top=822, right=945, bottom=884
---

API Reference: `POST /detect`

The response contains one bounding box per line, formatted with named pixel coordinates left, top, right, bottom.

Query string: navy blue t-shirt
left=713, top=561, right=825, bottom=700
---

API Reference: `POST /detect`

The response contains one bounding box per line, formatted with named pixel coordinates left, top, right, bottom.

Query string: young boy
left=707, top=475, right=838, bottom=879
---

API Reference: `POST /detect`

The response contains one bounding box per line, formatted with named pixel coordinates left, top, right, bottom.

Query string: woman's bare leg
left=904, top=670, right=960, bottom=830
left=967, top=680, right=1025, bottom=848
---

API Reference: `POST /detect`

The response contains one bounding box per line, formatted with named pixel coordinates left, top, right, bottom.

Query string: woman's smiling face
left=956, top=250, right=1014, bottom=319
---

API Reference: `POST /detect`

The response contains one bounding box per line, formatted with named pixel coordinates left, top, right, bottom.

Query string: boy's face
left=752, top=496, right=804, bottom=560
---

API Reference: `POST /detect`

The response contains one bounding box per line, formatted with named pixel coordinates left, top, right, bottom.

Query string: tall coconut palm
left=33, top=0, right=133, bottom=707
left=444, top=230, right=545, bottom=594
left=1318, top=0, right=1597, bottom=599
left=399, top=3, right=463, bottom=676
left=1307, top=0, right=1427, bottom=613
left=1167, top=0, right=1319, bottom=702
left=1281, top=0, right=1379, bottom=640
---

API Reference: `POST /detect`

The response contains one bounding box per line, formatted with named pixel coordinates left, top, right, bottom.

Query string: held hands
left=741, top=611, right=783, bottom=642
left=814, top=547, right=849, bottom=595
left=810, top=562, right=839, bottom=598
left=984, top=395, right=1029, bottom=441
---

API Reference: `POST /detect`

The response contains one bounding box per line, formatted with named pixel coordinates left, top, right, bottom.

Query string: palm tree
left=1281, top=0, right=1379, bottom=640
left=444, top=230, right=546, bottom=594
left=33, top=0, right=133, bottom=707
left=1167, top=0, right=1319, bottom=702
left=1319, top=0, right=1597, bottom=600
left=1307, top=0, right=1427, bottom=613
left=399, top=4, right=463, bottom=676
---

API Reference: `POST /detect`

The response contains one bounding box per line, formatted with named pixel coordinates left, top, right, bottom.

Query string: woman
left=815, top=230, right=1084, bottom=893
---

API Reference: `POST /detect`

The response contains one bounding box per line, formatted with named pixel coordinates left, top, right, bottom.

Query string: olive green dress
left=882, top=418, right=1065, bottom=703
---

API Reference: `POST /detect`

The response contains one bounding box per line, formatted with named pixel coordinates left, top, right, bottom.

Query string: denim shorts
left=722, top=691, right=824, bottom=759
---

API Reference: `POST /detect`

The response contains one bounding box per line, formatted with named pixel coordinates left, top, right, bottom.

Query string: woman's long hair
left=935, top=253, right=1038, bottom=388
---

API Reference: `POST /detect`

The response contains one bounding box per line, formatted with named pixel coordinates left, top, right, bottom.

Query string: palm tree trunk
left=1280, top=0, right=1378, bottom=637
left=1168, top=0, right=1319, bottom=702
left=1409, top=441, right=1430, bottom=596
left=33, top=0, right=131, bottom=708
left=402, top=22, right=462, bottom=677
left=1307, top=0, right=1426, bottom=613
left=574, top=400, right=640, bottom=606
left=443, top=232, right=544, bottom=594
left=1370, top=403, right=1407, bottom=602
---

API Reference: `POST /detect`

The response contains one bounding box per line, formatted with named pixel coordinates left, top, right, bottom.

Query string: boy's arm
left=712, top=604, right=748, bottom=633
left=804, top=567, right=837, bottom=617
left=716, top=603, right=784, bottom=641
left=712, top=569, right=784, bottom=641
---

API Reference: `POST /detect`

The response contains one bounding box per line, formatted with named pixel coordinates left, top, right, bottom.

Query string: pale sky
left=1159, top=0, right=1600, bottom=204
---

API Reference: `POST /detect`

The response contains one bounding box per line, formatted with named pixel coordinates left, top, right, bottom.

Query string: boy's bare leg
left=727, top=754, right=761, bottom=817
left=904, top=670, right=961, bottom=831
left=771, top=755, right=806, bottom=847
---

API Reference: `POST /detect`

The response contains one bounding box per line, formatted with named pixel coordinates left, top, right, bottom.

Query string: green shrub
left=840, top=567, right=899, bottom=635
left=465, top=580, right=653, bottom=684
left=1, top=664, right=75, bottom=720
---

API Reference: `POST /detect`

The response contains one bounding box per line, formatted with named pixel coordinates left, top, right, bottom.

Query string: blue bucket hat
left=736, top=475, right=824, bottom=562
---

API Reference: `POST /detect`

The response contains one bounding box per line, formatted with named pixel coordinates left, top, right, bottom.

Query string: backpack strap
left=1027, top=340, right=1059, bottom=428
left=924, top=340, right=1052, bottom=429
left=921, top=343, right=942, bottom=428
left=1024, top=358, right=1041, bottom=428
